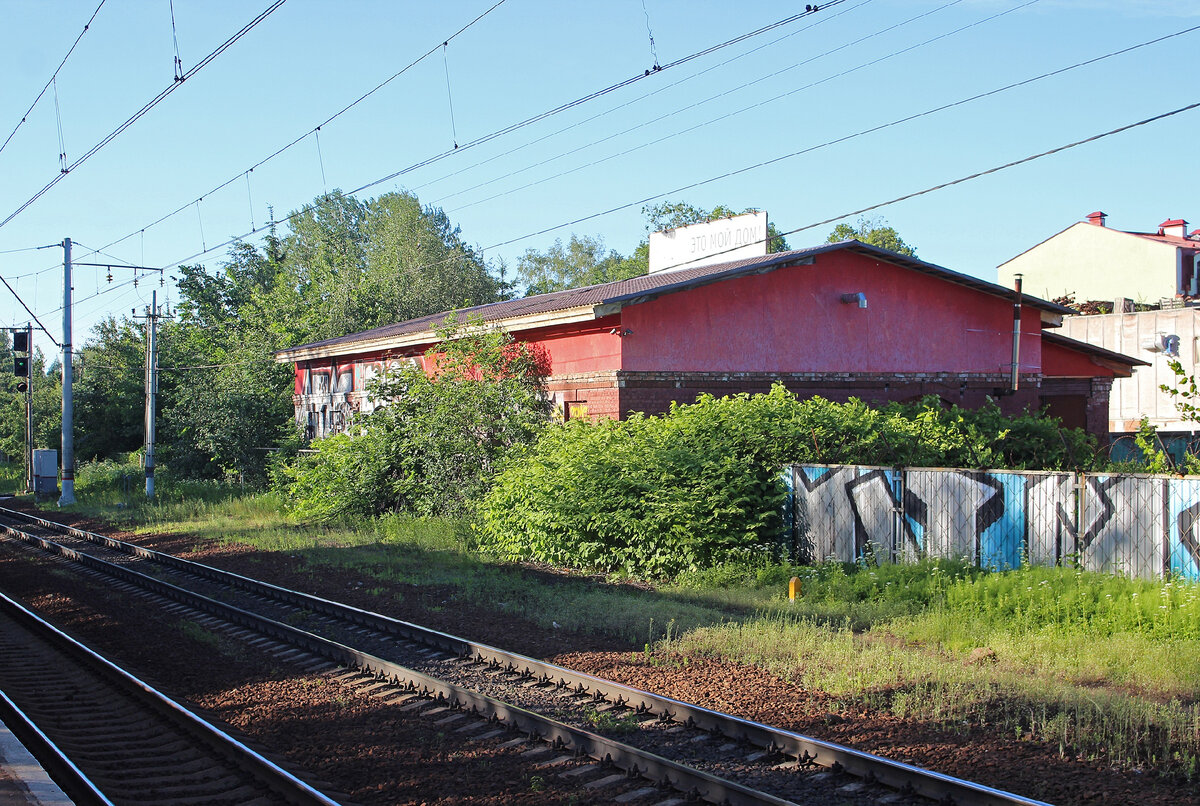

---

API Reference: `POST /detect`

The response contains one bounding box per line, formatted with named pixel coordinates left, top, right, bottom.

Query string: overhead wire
left=91, top=0, right=511, bottom=257
left=542, top=100, right=1200, bottom=277
left=446, top=11, right=1195, bottom=216
left=482, top=100, right=1200, bottom=254
left=142, top=94, right=1200, bottom=323
left=0, top=0, right=290, bottom=231
left=91, top=0, right=834, bottom=261
left=437, top=0, right=1028, bottom=212
left=411, top=0, right=874, bottom=197
left=346, top=2, right=851, bottom=197
left=144, top=18, right=1197, bottom=279
left=0, top=0, right=106, bottom=158
left=83, top=1, right=852, bottom=277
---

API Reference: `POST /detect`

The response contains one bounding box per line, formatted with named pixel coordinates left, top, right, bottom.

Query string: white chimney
left=1159, top=218, right=1188, bottom=238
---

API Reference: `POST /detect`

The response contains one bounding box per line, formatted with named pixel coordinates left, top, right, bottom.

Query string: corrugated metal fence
left=783, top=465, right=1200, bottom=582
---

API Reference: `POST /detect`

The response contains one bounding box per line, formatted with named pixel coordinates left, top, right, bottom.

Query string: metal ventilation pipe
left=1011, top=274, right=1023, bottom=393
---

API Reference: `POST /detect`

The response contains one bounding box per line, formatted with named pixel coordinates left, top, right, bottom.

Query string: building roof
left=277, top=240, right=1073, bottom=362
left=1127, top=231, right=1200, bottom=249
left=998, top=219, right=1198, bottom=268
left=1042, top=331, right=1148, bottom=375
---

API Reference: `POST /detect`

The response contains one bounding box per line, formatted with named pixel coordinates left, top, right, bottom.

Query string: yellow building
left=1000, top=213, right=1200, bottom=444
left=998, top=213, right=1199, bottom=305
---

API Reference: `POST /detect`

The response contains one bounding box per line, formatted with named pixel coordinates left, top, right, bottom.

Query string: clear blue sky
left=0, top=0, right=1195, bottom=358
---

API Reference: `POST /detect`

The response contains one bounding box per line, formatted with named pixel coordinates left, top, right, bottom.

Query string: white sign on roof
left=648, top=211, right=768, bottom=274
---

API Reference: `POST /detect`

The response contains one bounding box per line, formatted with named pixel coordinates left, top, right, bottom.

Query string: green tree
left=75, top=317, right=145, bottom=461
left=515, top=234, right=643, bottom=295
left=0, top=331, right=62, bottom=467
left=515, top=201, right=788, bottom=295
left=826, top=216, right=917, bottom=257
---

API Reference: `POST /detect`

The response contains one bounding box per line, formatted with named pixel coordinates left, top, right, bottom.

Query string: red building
left=276, top=241, right=1142, bottom=439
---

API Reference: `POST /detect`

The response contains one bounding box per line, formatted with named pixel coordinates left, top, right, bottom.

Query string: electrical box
left=32, top=450, right=57, bottom=499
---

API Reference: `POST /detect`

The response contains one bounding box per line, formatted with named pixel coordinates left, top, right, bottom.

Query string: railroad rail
left=0, top=587, right=341, bottom=806
left=0, top=506, right=1053, bottom=806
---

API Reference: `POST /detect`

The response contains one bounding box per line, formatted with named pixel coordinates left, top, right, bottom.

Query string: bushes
left=275, top=321, right=551, bottom=521
left=476, top=385, right=1097, bottom=578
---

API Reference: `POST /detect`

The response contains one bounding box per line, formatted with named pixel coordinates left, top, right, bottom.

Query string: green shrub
left=477, top=385, right=1097, bottom=578
left=274, top=319, right=551, bottom=521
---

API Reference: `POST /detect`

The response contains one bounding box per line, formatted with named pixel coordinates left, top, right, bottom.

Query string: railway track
left=0, top=506, right=1052, bottom=806
left=0, top=586, right=342, bottom=806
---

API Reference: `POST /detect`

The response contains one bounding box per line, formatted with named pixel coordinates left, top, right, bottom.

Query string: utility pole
left=59, top=237, right=75, bottom=506
left=135, top=291, right=167, bottom=499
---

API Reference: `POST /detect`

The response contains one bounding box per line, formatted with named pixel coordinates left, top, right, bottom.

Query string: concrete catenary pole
left=144, top=290, right=158, bottom=499
left=59, top=237, right=75, bottom=506
left=24, top=324, right=32, bottom=494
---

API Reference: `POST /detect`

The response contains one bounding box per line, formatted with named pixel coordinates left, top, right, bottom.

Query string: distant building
left=998, top=212, right=1200, bottom=304
left=1061, top=305, right=1200, bottom=438
left=276, top=239, right=1140, bottom=442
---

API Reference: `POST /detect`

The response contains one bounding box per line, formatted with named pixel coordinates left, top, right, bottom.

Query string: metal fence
left=784, top=465, right=1200, bottom=582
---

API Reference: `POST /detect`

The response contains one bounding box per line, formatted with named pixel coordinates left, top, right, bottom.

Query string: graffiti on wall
left=793, top=465, right=904, bottom=563
left=787, top=465, right=1171, bottom=580
left=789, top=464, right=1199, bottom=582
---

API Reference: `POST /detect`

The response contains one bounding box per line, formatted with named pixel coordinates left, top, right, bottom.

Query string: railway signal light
left=16, top=381, right=27, bottom=393
left=13, top=356, right=28, bottom=377
left=12, top=331, right=28, bottom=353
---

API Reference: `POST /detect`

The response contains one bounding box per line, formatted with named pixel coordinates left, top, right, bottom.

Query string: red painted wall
left=516, top=316, right=623, bottom=376
left=619, top=252, right=1043, bottom=375
left=1042, top=341, right=1116, bottom=378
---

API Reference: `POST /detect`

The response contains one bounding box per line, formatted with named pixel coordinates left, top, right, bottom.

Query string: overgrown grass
left=53, top=481, right=1200, bottom=781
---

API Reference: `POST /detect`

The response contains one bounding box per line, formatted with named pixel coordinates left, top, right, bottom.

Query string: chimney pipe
left=1086, top=211, right=1107, bottom=227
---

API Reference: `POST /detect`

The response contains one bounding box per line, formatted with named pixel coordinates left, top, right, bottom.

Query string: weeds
left=58, top=488, right=1200, bottom=781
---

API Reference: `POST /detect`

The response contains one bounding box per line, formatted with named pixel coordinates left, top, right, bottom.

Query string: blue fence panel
left=1166, top=477, right=1200, bottom=582
left=978, top=471, right=1028, bottom=571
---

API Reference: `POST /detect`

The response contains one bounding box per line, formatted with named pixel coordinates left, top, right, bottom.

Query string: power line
left=0, top=274, right=61, bottom=346
left=92, top=0, right=511, bottom=258
left=446, top=14, right=1196, bottom=217
left=483, top=99, right=1200, bottom=255
left=411, top=0, right=874, bottom=198
left=139, top=2, right=852, bottom=273
left=0, top=0, right=289, bottom=231
left=0, top=245, right=60, bottom=256
left=152, top=96, right=1200, bottom=327
left=26, top=18, right=1194, bottom=336
left=349, top=2, right=850, bottom=198
left=0, top=0, right=107, bottom=159
left=437, top=0, right=1027, bottom=212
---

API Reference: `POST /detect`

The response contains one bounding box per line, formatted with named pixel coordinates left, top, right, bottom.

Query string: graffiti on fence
left=793, top=466, right=903, bottom=563
left=1081, top=475, right=1164, bottom=580
left=790, top=465, right=1200, bottom=581
left=1025, top=474, right=1077, bottom=567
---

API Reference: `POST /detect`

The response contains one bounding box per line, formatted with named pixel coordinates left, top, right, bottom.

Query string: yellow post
left=788, top=576, right=801, bottom=602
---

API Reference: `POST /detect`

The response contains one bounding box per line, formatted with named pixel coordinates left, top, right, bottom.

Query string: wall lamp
left=840, top=292, right=868, bottom=309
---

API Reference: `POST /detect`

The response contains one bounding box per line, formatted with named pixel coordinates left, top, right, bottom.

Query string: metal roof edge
left=1042, top=331, right=1150, bottom=368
